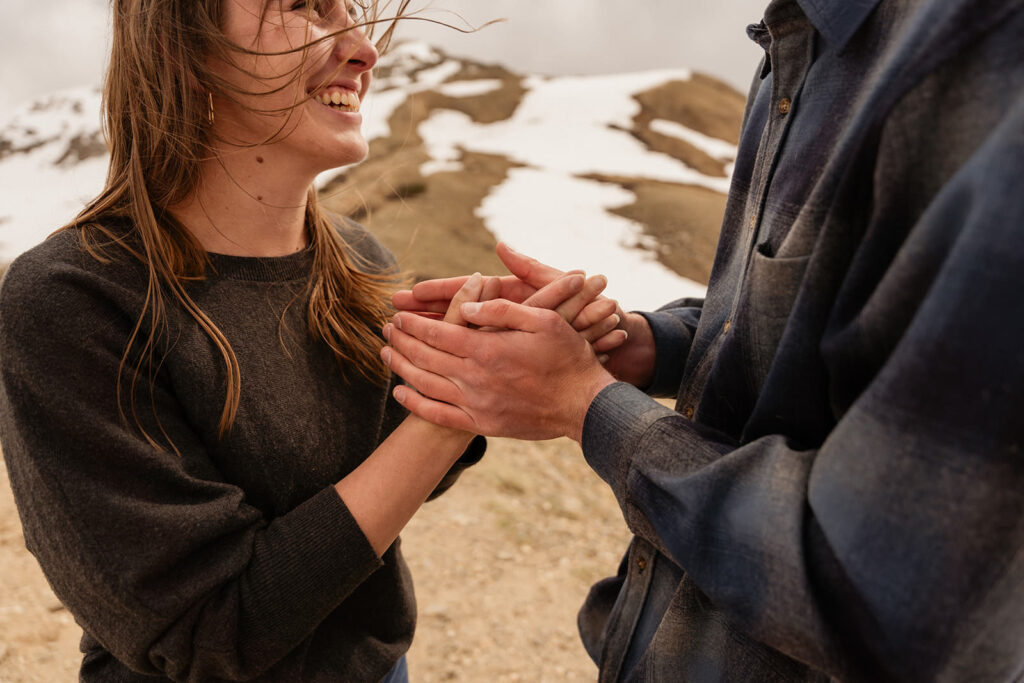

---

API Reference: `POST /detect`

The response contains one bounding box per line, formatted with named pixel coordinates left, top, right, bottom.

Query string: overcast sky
left=0, top=0, right=768, bottom=113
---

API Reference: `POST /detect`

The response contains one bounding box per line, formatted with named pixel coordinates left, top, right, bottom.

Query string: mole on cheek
left=256, top=156, right=264, bottom=164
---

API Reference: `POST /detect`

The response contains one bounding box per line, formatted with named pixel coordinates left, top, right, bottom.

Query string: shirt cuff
left=581, top=382, right=679, bottom=501
left=638, top=310, right=695, bottom=398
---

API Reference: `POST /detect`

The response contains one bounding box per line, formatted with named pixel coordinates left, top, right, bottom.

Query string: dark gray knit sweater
left=0, top=221, right=482, bottom=682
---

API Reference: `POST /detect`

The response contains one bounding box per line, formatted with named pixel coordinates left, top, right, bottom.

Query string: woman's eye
left=289, top=0, right=321, bottom=17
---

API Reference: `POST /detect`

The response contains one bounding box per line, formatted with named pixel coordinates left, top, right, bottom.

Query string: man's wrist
left=568, top=366, right=617, bottom=443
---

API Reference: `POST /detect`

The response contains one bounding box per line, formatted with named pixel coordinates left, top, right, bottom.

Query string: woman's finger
left=579, top=314, right=621, bottom=343
left=521, top=274, right=585, bottom=311
left=496, top=242, right=566, bottom=290
left=571, top=298, right=617, bottom=331
left=481, top=275, right=503, bottom=302
left=553, top=275, right=607, bottom=324
left=592, top=329, right=629, bottom=353
left=443, top=273, right=484, bottom=326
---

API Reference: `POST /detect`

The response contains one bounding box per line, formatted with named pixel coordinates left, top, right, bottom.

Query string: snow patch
left=438, top=79, right=504, bottom=98
left=649, top=118, right=737, bottom=161
left=415, top=70, right=731, bottom=195
left=477, top=168, right=706, bottom=311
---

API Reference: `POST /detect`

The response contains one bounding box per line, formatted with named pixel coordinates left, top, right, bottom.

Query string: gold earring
left=207, top=92, right=215, bottom=126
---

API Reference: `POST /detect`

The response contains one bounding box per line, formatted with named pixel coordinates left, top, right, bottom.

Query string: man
left=383, top=0, right=1024, bottom=679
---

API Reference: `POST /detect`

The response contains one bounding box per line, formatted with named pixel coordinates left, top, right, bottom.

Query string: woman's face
left=212, top=0, right=379, bottom=173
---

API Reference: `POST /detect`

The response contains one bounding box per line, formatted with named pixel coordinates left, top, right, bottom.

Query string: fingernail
left=462, top=302, right=482, bottom=316
left=504, top=243, right=518, bottom=254
left=394, top=314, right=403, bottom=330
left=382, top=324, right=392, bottom=341
left=611, top=314, right=620, bottom=326
left=394, top=386, right=406, bottom=403
left=381, top=347, right=392, bottom=367
left=595, top=275, right=608, bottom=289
left=570, top=274, right=585, bottom=290
left=597, top=354, right=610, bottom=364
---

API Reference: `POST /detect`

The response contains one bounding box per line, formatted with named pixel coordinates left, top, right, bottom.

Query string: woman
left=0, top=0, right=622, bottom=680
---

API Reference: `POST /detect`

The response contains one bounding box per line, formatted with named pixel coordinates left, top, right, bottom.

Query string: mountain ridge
left=0, top=42, right=746, bottom=310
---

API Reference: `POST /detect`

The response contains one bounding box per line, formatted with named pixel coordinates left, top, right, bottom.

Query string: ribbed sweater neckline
left=205, top=247, right=314, bottom=282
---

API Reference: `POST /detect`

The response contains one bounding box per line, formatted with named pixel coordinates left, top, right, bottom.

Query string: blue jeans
left=381, top=655, right=409, bottom=683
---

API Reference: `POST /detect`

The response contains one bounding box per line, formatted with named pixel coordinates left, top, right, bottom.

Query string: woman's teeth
left=316, top=90, right=360, bottom=112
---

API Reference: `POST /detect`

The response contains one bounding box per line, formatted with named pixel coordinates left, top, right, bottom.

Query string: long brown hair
left=69, top=0, right=413, bottom=448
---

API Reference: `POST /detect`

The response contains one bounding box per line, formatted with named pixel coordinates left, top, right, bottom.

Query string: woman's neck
left=172, top=147, right=314, bottom=257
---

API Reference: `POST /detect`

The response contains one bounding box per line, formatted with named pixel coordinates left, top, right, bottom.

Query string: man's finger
left=392, top=312, right=480, bottom=357
left=572, top=298, right=617, bottom=331
left=459, top=299, right=564, bottom=333
left=386, top=322, right=467, bottom=376
left=496, top=242, right=565, bottom=290
left=411, top=276, right=473, bottom=302
left=410, top=274, right=542, bottom=306
left=393, top=289, right=450, bottom=314
left=383, top=346, right=465, bottom=405
left=392, top=385, right=478, bottom=433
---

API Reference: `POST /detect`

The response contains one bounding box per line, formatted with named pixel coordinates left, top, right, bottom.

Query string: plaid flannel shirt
left=578, top=0, right=1024, bottom=680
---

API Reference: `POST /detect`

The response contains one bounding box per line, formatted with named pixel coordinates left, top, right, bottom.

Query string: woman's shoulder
left=328, top=214, right=398, bottom=273
left=0, top=225, right=147, bottom=323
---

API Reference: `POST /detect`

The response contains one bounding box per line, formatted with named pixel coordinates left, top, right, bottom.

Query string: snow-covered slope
left=0, top=43, right=742, bottom=309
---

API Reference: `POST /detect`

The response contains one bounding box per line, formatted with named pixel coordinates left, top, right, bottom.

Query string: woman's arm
left=0, top=252, right=465, bottom=680
left=335, top=274, right=487, bottom=555
left=334, top=414, right=472, bottom=556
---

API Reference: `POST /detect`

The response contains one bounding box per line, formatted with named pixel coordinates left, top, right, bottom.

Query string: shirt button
left=636, top=556, right=647, bottom=572
left=683, top=406, right=695, bottom=419
left=778, top=97, right=792, bottom=115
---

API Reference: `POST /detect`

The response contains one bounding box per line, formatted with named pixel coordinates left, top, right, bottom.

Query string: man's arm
left=382, top=98, right=1024, bottom=680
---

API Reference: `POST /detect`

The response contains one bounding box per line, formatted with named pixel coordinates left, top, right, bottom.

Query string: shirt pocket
left=739, top=245, right=812, bottom=384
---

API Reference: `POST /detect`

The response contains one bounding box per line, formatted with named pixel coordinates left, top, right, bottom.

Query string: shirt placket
left=676, top=6, right=815, bottom=421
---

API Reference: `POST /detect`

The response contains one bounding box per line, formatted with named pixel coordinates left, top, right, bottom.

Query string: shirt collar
left=795, top=0, right=882, bottom=49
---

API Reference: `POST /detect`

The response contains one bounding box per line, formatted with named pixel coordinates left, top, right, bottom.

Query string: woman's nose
left=335, top=12, right=379, bottom=72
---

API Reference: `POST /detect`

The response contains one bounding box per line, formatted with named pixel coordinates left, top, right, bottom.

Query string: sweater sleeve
left=0, top=252, right=384, bottom=681
left=579, top=96, right=1024, bottom=681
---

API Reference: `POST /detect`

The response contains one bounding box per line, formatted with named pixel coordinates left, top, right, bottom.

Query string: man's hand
left=395, top=243, right=658, bottom=387
left=381, top=300, right=616, bottom=442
